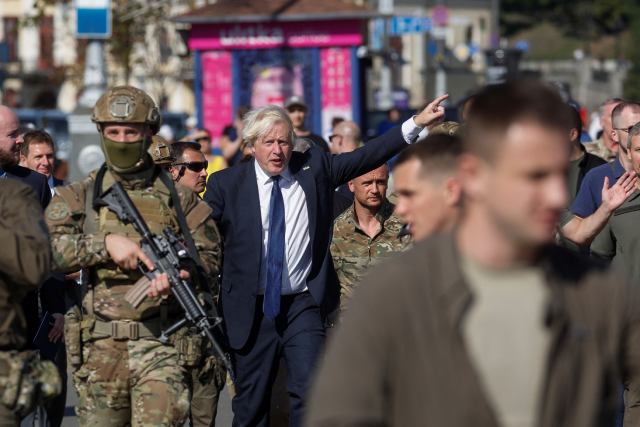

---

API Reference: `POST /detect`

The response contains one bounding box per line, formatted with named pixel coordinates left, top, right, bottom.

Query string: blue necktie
left=264, top=175, right=285, bottom=320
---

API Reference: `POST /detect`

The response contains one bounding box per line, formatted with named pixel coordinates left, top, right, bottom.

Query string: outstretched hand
left=602, top=172, right=638, bottom=214
left=414, top=94, right=449, bottom=128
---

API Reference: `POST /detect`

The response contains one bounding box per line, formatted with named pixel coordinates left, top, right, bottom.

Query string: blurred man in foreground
left=307, top=80, right=640, bottom=427
left=0, top=180, right=60, bottom=426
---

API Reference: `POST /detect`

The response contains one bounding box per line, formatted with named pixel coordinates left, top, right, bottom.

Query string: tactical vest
left=84, top=167, right=181, bottom=321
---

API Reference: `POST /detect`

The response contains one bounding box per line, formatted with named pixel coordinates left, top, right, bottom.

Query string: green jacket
left=308, top=233, right=640, bottom=427
left=591, top=189, right=640, bottom=285
left=0, top=180, right=51, bottom=350
left=331, top=200, right=410, bottom=311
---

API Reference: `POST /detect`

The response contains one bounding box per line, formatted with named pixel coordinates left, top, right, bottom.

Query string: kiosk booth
left=175, top=0, right=375, bottom=146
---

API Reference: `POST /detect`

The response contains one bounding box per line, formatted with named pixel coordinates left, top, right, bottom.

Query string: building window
left=39, top=16, right=54, bottom=70
left=2, top=17, right=19, bottom=62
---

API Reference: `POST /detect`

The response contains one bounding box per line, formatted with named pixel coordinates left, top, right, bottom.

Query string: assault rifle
left=96, top=181, right=234, bottom=378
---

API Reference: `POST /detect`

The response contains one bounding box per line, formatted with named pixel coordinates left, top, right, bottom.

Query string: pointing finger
left=428, top=94, right=449, bottom=110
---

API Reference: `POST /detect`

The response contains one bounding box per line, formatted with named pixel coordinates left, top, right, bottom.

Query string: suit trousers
left=231, top=291, right=325, bottom=427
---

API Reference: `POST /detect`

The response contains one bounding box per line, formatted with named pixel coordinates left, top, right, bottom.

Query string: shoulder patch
left=47, top=201, right=70, bottom=222
left=186, top=201, right=213, bottom=230
left=54, top=184, right=85, bottom=212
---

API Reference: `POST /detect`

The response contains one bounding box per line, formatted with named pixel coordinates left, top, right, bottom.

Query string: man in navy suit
left=19, top=129, right=65, bottom=195
left=201, top=96, right=447, bottom=426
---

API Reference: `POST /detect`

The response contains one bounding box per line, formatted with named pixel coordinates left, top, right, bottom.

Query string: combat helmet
left=92, top=86, right=161, bottom=174
left=92, top=85, right=161, bottom=134
left=149, top=135, right=175, bottom=166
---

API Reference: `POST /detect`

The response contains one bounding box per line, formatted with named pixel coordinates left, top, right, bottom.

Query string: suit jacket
left=204, top=127, right=408, bottom=349
left=307, top=234, right=640, bottom=427
left=4, top=164, right=51, bottom=209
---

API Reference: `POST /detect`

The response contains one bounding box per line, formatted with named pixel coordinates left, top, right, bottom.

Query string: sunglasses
left=174, top=161, right=208, bottom=172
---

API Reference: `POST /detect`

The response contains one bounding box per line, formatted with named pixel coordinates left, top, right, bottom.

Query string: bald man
left=331, top=163, right=410, bottom=315
left=330, top=121, right=362, bottom=155
left=330, top=121, right=365, bottom=217
left=0, top=105, right=50, bottom=207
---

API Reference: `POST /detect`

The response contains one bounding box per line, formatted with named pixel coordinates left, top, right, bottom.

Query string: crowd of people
left=1, top=79, right=640, bottom=427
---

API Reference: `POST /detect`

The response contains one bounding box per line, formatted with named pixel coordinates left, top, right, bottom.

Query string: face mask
left=101, top=136, right=149, bottom=173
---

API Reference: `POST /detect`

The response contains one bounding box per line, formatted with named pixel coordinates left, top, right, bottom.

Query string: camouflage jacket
left=585, top=137, right=616, bottom=162
left=45, top=166, right=221, bottom=321
left=0, top=180, right=51, bottom=350
left=331, top=200, right=410, bottom=312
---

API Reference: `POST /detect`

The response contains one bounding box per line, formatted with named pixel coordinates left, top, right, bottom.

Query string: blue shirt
left=570, top=157, right=625, bottom=218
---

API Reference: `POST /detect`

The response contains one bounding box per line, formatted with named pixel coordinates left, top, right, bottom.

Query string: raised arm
left=329, top=95, right=449, bottom=187
left=561, top=172, right=637, bottom=246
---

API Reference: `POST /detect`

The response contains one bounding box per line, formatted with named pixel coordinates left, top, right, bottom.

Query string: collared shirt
left=331, top=200, right=410, bottom=311
left=255, top=117, right=422, bottom=295
left=47, top=176, right=57, bottom=197
left=570, top=157, right=625, bottom=218
left=255, top=161, right=312, bottom=295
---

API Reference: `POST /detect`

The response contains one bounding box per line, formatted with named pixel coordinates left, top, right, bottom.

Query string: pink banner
left=320, top=47, right=353, bottom=136
left=201, top=51, right=233, bottom=147
left=190, top=20, right=364, bottom=50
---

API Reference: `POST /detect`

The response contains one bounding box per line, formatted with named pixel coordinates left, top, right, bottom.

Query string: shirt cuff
left=401, top=117, right=425, bottom=144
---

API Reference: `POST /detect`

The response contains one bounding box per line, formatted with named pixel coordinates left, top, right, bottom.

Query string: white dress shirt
left=255, top=162, right=312, bottom=295
left=255, top=117, right=423, bottom=295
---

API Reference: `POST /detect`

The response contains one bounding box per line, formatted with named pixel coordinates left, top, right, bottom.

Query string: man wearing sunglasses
left=167, top=140, right=227, bottom=427
left=170, top=141, right=209, bottom=195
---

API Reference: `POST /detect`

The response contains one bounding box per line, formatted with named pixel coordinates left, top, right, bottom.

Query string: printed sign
left=190, top=20, right=364, bottom=50
left=201, top=51, right=233, bottom=147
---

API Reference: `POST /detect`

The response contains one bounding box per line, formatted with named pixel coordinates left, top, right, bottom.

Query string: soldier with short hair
left=0, top=179, right=61, bottom=427
left=331, top=164, right=410, bottom=314
left=45, top=85, right=222, bottom=426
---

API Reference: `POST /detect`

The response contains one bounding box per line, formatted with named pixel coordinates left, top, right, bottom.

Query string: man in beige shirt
left=307, top=81, right=640, bottom=427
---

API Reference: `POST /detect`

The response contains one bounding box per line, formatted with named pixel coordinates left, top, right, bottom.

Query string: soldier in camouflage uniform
left=0, top=180, right=61, bottom=427
left=331, top=164, right=411, bottom=314
left=164, top=140, right=227, bottom=427
left=44, top=86, right=222, bottom=426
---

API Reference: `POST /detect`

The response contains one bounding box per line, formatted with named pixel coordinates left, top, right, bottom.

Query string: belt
left=92, top=319, right=163, bottom=341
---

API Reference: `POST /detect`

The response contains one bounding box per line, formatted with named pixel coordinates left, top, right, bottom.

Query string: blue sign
left=514, top=40, right=530, bottom=53
left=389, top=16, right=432, bottom=36
left=75, top=0, right=111, bottom=38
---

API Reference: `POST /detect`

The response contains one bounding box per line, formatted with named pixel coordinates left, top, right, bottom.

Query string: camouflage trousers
left=187, top=355, right=226, bottom=427
left=0, top=403, right=19, bottom=427
left=72, top=337, right=189, bottom=426
left=0, top=350, right=61, bottom=425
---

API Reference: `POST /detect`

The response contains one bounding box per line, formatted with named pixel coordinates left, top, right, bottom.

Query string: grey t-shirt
left=461, top=256, right=550, bottom=427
